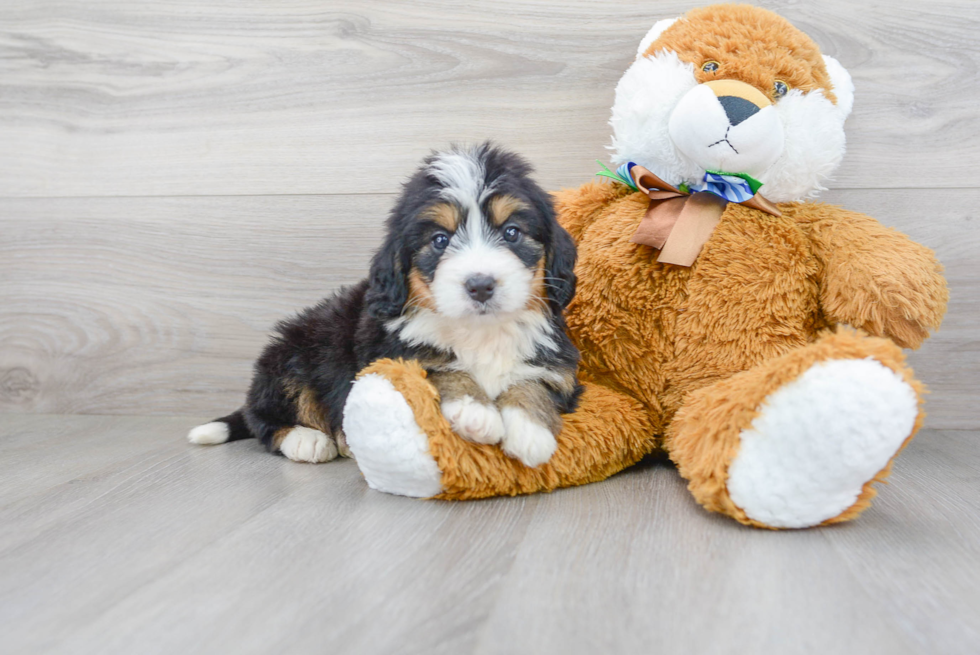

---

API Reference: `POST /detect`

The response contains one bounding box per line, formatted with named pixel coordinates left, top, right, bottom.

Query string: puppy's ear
left=526, top=184, right=577, bottom=310
left=545, top=223, right=578, bottom=310
left=365, top=235, right=409, bottom=320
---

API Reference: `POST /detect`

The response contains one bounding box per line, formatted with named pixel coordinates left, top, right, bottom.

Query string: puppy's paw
left=279, top=426, right=339, bottom=463
left=442, top=396, right=505, bottom=445
left=500, top=407, right=557, bottom=468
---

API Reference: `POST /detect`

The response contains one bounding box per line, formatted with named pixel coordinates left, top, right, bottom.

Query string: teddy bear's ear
left=636, top=18, right=678, bottom=57
left=822, top=55, right=855, bottom=120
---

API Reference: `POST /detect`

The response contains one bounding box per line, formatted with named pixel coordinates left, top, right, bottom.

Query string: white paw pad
left=727, top=358, right=918, bottom=528
left=500, top=407, right=557, bottom=468
left=442, top=396, right=505, bottom=445
left=187, top=422, right=230, bottom=445
left=279, top=426, right=338, bottom=463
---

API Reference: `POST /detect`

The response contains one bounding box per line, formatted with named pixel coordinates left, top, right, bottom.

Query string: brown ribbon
left=628, top=165, right=781, bottom=267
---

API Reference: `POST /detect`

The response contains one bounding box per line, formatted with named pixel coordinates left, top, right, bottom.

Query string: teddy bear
left=340, top=4, right=949, bottom=529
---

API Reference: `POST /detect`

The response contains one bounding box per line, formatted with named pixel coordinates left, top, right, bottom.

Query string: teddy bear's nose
left=717, top=95, right=760, bottom=126
left=703, top=79, right=771, bottom=127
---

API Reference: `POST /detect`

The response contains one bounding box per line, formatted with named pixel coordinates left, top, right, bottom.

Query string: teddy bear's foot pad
left=726, top=358, right=918, bottom=528
left=343, top=373, right=444, bottom=497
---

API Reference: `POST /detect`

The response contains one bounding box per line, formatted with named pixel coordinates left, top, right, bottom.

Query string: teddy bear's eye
left=773, top=80, right=789, bottom=99
left=701, top=61, right=720, bottom=73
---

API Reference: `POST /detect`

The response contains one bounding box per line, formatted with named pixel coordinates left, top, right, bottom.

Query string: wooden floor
left=1, top=414, right=978, bottom=655
left=3, top=0, right=980, bottom=653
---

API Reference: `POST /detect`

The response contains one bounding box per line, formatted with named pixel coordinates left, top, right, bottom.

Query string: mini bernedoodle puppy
left=188, top=143, right=582, bottom=468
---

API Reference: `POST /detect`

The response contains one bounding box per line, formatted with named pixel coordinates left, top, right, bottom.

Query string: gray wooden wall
left=2, top=0, right=978, bottom=429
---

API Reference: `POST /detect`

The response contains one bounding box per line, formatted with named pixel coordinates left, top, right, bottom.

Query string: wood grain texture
left=1, top=0, right=978, bottom=197
left=2, top=189, right=976, bottom=428
left=474, top=429, right=980, bottom=655
left=0, top=193, right=391, bottom=415
left=0, top=415, right=977, bottom=654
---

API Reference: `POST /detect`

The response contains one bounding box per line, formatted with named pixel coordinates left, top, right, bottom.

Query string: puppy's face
left=366, top=144, right=576, bottom=322
left=417, top=192, right=544, bottom=318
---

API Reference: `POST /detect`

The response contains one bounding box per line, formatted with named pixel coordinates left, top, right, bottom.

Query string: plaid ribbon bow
left=691, top=171, right=755, bottom=203
left=597, top=161, right=781, bottom=266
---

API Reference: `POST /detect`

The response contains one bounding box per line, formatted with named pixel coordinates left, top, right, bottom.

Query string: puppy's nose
left=464, top=274, right=496, bottom=303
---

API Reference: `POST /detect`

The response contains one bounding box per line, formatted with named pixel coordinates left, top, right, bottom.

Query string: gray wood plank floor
left=0, top=414, right=977, bottom=655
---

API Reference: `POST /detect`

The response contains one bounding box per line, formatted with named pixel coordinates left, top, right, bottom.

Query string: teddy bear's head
left=609, top=4, right=854, bottom=203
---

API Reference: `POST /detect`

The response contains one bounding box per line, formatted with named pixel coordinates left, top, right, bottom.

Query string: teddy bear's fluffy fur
left=341, top=4, right=949, bottom=528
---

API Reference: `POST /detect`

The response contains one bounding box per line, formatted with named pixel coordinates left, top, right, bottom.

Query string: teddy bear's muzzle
left=668, top=79, right=784, bottom=178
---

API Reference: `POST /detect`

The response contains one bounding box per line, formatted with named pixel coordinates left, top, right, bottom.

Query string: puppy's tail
left=186, top=410, right=252, bottom=446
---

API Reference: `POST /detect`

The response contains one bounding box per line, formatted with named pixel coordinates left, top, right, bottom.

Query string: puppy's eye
left=701, top=60, right=720, bottom=73
left=502, top=225, right=522, bottom=243
left=431, top=233, right=449, bottom=249
left=773, top=80, right=789, bottom=99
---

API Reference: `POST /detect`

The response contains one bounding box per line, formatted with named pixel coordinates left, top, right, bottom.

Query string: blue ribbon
left=611, top=162, right=759, bottom=204
left=689, top=172, right=755, bottom=203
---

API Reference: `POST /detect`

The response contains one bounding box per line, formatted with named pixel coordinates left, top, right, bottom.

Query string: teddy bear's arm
left=552, top=181, right=631, bottom=244
left=796, top=204, right=948, bottom=349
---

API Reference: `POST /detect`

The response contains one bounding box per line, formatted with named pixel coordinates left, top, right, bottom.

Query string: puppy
left=187, top=143, right=582, bottom=468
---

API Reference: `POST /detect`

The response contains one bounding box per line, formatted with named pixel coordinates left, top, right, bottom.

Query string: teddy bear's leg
left=667, top=329, right=924, bottom=529
left=343, top=359, right=657, bottom=500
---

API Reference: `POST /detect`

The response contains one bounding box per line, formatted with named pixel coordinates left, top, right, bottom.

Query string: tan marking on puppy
left=335, top=429, right=353, bottom=458
left=423, top=202, right=460, bottom=231
left=496, top=381, right=562, bottom=435
left=549, top=368, right=580, bottom=397
left=525, top=260, right=549, bottom=312
left=273, top=426, right=292, bottom=450
left=489, top=195, right=529, bottom=226
left=408, top=268, right=437, bottom=312
left=429, top=370, right=492, bottom=404
left=295, top=386, right=331, bottom=434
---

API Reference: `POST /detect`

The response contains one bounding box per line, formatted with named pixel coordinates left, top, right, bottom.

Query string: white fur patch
left=636, top=18, right=678, bottom=57
left=342, top=373, right=443, bottom=497
left=428, top=148, right=489, bottom=220
left=609, top=50, right=701, bottom=184
left=442, top=396, right=505, bottom=444
left=757, top=87, right=847, bottom=202
left=187, top=422, right=229, bottom=445
left=279, top=426, right=338, bottom=463
left=391, top=308, right=558, bottom=400
left=500, top=407, right=557, bottom=468
left=726, top=359, right=918, bottom=528
left=822, top=55, right=854, bottom=119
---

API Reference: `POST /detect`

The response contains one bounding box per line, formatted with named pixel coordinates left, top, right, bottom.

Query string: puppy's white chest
left=395, top=310, right=556, bottom=399
left=449, top=324, right=537, bottom=399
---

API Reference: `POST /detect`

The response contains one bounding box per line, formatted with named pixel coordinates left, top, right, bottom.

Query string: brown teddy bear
left=341, top=4, right=948, bottom=529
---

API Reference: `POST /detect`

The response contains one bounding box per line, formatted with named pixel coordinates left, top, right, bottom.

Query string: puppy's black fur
left=198, top=143, right=582, bottom=457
